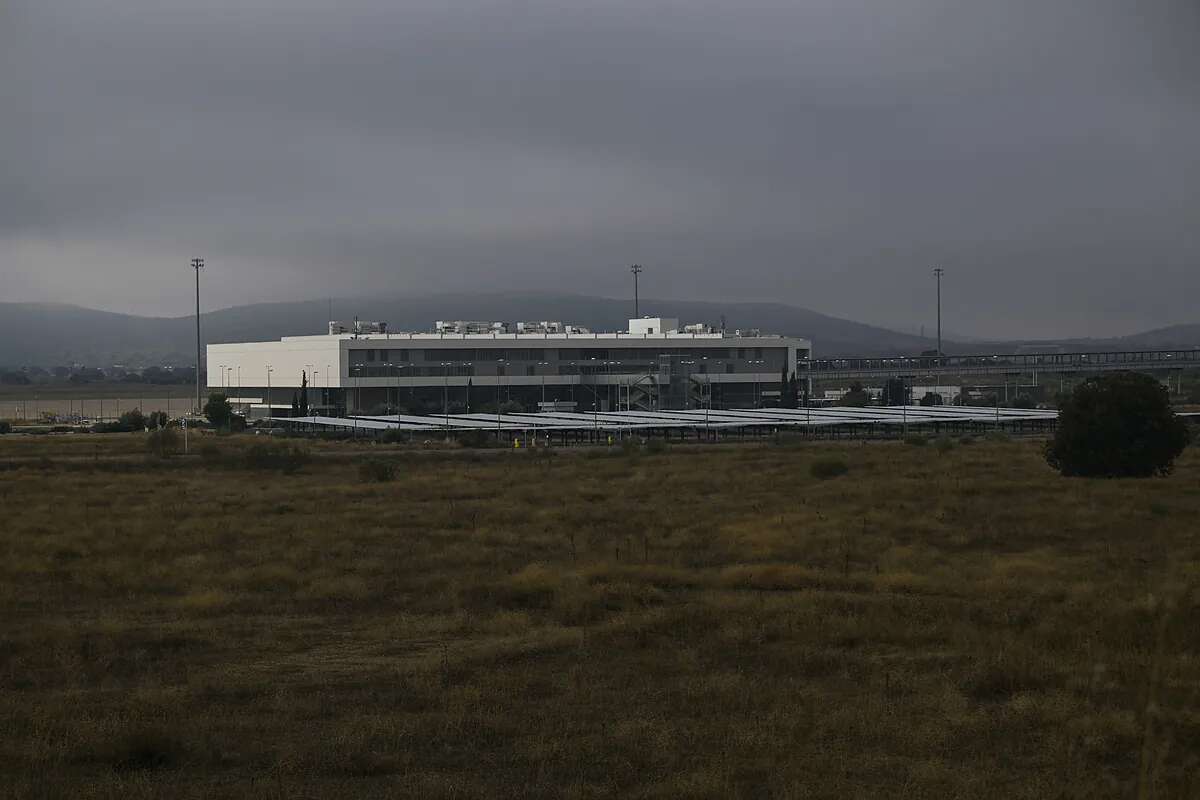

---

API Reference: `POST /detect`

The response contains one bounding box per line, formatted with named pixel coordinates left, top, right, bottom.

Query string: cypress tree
left=298, top=371, right=310, bottom=416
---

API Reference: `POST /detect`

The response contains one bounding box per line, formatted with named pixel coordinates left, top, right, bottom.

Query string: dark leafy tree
left=0, top=421, right=11, bottom=434
left=204, top=392, right=234, bottom=429
left=118, top=408, right=146, bottom=431
left=147, top=410, right=170, bottom=429
left=919, top=391, right=943, bottom=407
left=298, top=371, right=309, bottom=416
left=882, top=378, right=909, bottom=406
left=1046, top=372, right=1191, bottom=477
left=778, top=368, right=799, bottom=409
left=842, top=382, right=870, bottom=407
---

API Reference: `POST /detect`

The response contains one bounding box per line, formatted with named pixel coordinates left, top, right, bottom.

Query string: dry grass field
left=1, top=433, right=1198, bottom=798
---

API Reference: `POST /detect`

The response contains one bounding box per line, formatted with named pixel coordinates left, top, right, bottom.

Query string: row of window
left=348, top=362, right=775, bottom=378
left=350, top=346, right=788, bottom=364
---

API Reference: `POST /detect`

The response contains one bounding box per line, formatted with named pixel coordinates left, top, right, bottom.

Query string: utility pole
left=630, top=264, right=643, bottom=319
left=933, top=267, right=944, bottom=356
left=191, top=257, right=205, bottom=413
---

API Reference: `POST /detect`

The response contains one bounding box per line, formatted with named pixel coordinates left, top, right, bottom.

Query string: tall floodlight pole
left=933, top=267, right=944, bottom=356
left=191, top=258, right=205, bottom=413
left=630, top=264, right=643, bottom=319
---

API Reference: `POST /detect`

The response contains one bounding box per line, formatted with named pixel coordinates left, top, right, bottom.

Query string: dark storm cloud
left=2, top=0, right=1198, bottom=337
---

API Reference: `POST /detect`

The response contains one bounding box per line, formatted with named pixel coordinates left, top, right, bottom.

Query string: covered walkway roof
left=271, top=405, right=1060, bottom=433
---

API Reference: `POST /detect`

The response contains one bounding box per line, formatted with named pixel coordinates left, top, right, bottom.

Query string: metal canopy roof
left=272, top=405, right=1058, bottom=433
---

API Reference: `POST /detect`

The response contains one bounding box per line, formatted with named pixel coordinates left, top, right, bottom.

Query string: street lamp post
left=394, top=361, right=407, bottom=430
left=351, top=363, right=359, bottom=437
left=265, top=365, right=273, bottom=425
left=538, top=361, right=550, bottom=405
left=441, top=362, right=451, bottom=432
left=495, top=359, right=509, bottom=441
left=304, top=363, right=314, bottom=413
left=704, top=374, right=710, bottom=437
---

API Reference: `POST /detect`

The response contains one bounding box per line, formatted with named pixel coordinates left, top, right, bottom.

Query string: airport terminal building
left=206, top=317, right=812, bottom=417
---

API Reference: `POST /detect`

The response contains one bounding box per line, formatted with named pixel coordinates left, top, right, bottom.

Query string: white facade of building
left=207, top=319, right=811, bottom=415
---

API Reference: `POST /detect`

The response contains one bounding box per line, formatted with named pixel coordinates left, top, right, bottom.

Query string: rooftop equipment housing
left=329, top=320, right=388, bottom=335
left=628, top=317, right=679, bottom=335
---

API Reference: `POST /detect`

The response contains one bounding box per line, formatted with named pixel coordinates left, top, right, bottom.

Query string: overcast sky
left=2, top=1, right=1198, bottom=338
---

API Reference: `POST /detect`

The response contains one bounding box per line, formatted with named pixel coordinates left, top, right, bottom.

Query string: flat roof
left=273, top=331, right=805, bottom=343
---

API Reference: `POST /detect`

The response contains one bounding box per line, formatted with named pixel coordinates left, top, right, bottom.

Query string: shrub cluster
left=457, top=430, right=497, bottom=449
left=645, top=438, right=668, bottom=455
left=145, top=427, right=180, bottom=459
left=358, top=459, right=398, bottom=482
left=241, top=442, right=311, bottom=474
left=810, top=457, right=850, bottom=480
left=0, top=420, right=11, bottom=435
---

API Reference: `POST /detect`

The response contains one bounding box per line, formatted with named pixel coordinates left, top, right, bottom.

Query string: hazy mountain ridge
left=1, top=294, right=1197, bottom=368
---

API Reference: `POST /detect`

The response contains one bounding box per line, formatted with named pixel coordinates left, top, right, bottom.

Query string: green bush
left=243, top=442, right=311, bottom=474
left=145, top=427, right=180, bottom=458
left=933, top=436, right=956, bottom=453
left=1046, top=372, right=1191, bottom=477
left=119, top=408, right=146, bottom=431
left=810, top=457, right=849, bottom=480
left=457, top=430, right=495, bottom=449
left=198, top=442, right=223, bottom=462
left=0, top=420, right=11, bottom=435
left=771, top=432, right=805, bottom=448
left=359, top=459, right=397, bottom=482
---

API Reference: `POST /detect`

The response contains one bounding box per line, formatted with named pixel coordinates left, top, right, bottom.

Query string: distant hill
left=3, top=294, right=1197, bottom=368
left=0, top=293, right=941, bottom=366
left=1104, top=323, right=1200, bottom=351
